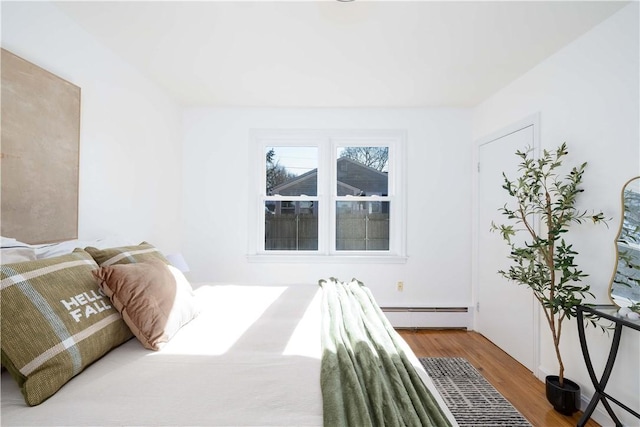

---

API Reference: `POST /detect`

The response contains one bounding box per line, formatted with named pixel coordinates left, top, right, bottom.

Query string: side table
left=576, top=304, right=640, bottom=427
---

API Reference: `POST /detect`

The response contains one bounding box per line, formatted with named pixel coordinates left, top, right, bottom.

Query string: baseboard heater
left=380, top=307, right=472, bottom=329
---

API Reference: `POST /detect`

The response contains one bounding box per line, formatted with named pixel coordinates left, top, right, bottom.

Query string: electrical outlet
left=397, top=281, right=404, bottom=291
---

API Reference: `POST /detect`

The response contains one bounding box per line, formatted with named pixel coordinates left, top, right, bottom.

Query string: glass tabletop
left=578, top=304, right=640, bottom=331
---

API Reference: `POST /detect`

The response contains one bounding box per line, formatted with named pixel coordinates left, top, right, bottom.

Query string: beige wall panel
left=1, top=48, right=80, bottom=244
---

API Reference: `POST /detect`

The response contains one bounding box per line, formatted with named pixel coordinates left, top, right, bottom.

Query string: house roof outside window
left=271, top=157, right=388, bottom=197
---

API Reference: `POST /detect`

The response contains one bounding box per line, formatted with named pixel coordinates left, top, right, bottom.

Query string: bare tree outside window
left=339, top=146, right=389, bottom=172
left=266, top=148, right=296, bottom=195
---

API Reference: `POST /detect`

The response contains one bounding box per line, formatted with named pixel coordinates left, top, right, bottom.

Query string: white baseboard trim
left=382, top=307, right=473, bottom=329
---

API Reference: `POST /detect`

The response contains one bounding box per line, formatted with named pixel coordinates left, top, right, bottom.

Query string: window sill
left=246, top=254, right=408, bottom=264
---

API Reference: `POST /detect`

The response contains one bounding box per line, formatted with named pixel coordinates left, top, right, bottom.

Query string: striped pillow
left=0, top=249, right=133, bottom=406
left=85, top=241, right=169, bottom=266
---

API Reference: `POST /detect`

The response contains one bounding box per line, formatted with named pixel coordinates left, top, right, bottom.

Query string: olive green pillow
left=85, top=241, right=169, bottom=266
left=0, top=249, right=133, bottom=406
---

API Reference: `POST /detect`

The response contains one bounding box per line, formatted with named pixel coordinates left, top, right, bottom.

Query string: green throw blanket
left=319, top=278, right=453, bottom=427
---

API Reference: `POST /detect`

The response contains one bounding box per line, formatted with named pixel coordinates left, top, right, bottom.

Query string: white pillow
left=1, top=236, right=32, bottom=248
left=1, top=236, right=36, bottom=263
left=1, top=247, right=37, bottom=263
left=34, top=236, right=136, bottom=259
left=1, top=236, right=18, bottom=247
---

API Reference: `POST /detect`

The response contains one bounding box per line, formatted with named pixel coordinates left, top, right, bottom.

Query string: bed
left=1, top=240, right=457, bottom=426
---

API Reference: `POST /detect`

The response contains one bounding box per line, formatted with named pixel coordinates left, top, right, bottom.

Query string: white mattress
left=1, top=283, right=456, bottom=426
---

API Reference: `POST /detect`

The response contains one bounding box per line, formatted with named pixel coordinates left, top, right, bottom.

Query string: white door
left=477, top=122, right=536, bottom=372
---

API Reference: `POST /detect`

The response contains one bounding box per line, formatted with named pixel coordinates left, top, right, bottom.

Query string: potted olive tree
left=491, top=143, right=607, bottom=415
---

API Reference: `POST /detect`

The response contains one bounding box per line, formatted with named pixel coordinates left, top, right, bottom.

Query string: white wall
left=1, top=2, right=183, bottom=254
left=5, top=1, right=637, bottom=421
left=473, top=4, right=639, bottom=425
left=183, top=108, right=472, bottom=307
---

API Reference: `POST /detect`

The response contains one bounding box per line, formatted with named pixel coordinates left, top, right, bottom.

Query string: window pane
left=336, top=201, right=389, bottom=251
left=266, top=146, right=318, bottom=196
left=265, top=201, right=318, bottom=250
left=336, top=147, right=388, bottom=196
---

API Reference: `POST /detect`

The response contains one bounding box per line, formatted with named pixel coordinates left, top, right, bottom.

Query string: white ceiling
left=53, top=1, right=628, bottom=108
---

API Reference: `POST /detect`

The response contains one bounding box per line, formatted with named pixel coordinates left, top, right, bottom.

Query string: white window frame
left=247, top=129, right=407, bottom=264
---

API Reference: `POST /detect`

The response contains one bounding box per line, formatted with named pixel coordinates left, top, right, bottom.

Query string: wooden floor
left=399, top=329, right=600, bottom=427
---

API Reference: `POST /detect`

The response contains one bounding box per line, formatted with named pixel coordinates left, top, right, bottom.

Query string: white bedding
left=1, top=283, right=456, bottom=426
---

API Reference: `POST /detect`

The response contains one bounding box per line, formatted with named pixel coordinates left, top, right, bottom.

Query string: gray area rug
left=420, top=357, right=532, bottom=427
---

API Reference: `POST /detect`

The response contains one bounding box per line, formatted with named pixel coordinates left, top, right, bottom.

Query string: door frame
left=472, top=113, right=543, bottom=379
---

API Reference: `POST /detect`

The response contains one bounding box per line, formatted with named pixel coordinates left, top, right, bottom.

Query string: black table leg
left=577, top=310, right=623, bottom=427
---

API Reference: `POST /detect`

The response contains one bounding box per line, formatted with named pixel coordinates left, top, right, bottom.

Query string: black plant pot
left=545, top=375, right=580, bottom=415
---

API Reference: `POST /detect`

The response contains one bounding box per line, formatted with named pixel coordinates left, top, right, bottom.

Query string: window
left=264, top=146, right=319, bottom=250
left=249, top=130, right=406, bottom=262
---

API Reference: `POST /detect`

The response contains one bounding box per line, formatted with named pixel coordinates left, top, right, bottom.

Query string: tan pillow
left=93, top=259, right=199, bottom=351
